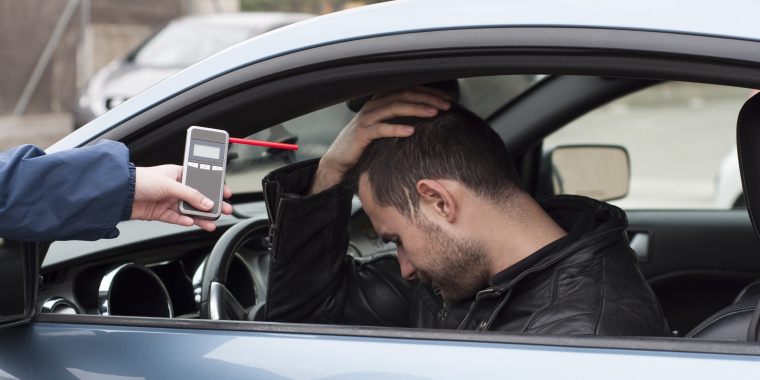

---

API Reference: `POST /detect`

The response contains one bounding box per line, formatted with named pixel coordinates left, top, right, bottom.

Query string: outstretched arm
left=0, top=140, right=232, bottom=242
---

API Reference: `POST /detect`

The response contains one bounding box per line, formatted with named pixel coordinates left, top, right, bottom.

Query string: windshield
left=225, top=75, right=542, bottom=195
left=133, top=23, right=253, bottom=67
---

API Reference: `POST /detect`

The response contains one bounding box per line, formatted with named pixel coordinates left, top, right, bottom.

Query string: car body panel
left=13, top=0, right=760, bottom=375
left=49, top=0, right=760, bottom=153
left=0, top=322, right=757, bottom=380
left=91, top=65, right=183, bottom=115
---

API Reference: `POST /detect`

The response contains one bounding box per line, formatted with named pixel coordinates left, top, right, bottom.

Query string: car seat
left=686, top=93, right=760, bottom=341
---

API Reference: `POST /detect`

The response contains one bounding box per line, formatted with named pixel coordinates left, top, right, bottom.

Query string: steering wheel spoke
left=199, top=217, right=270, bottom=320
left=210, top=282, right=247, bottom=320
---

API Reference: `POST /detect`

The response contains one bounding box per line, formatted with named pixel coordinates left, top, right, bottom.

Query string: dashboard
left=37, top=200, right=396, bottom=319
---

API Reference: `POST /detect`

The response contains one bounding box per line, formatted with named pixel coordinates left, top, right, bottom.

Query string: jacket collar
left=491, top=195, right=629, bottom=291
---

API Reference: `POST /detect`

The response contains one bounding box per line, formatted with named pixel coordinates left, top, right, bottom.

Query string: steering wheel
left=199, top=217, right=270, bottom=320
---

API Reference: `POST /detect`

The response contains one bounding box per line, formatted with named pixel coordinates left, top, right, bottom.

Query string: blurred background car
left=73, top=12, right=313, bottom=128
left=714, top=147, right=743, bottom=209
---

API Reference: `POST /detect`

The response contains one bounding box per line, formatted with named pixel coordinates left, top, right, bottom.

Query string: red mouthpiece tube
left=229, top=137, right=298, bottom=150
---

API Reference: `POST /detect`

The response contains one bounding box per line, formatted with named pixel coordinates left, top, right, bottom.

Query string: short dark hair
left=345, top=102, right=524, bottom=219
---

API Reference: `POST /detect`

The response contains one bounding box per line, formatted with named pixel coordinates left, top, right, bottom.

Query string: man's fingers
left=165, top=179, right=214, bottom=211
left=223, top=185, right=232, bottom=199
left=373, top=85, right=451, bottom=103
left=195, top=219, right=217, bottom=232
left=365, top=89, right=450, bottom=113
left=365, top=101, right=440, bottom=126
left=407, top=85, right=452, bottom=100
left=369, top=123, right=415, bottom=140
left=156, top=209, right=195, bottom=227
left=221, top=201, right=233, bottom=215
left=156, top=208, right=217, bottom=231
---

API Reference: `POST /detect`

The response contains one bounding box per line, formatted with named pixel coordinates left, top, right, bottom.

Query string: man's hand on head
left=131, top=165, right=233, bottom=231
left=309, top=86, right=452, bottom=195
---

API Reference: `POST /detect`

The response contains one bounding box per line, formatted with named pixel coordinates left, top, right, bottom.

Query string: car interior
left=29, top=68, right=760, bottom=346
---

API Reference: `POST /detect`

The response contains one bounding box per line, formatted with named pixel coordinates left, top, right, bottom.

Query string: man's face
left=359, top=176, right=491, bottom=303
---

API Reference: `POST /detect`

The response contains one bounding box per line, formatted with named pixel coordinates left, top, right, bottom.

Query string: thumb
left=165, top=180, right=214, bottom=211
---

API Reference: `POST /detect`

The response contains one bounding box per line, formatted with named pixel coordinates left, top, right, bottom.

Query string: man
left=262, top=87, right=668, bottom=335
left=0, top=140, right=231, bottom=241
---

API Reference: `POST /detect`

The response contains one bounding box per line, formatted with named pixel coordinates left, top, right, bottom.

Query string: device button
left=212, top=166, right=223, bottom=171
left=188, top=162, right=199, bottom=168
left=199, top=164, right=211, bottom=170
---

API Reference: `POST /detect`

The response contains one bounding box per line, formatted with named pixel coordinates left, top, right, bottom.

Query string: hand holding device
left=131, top=165, right=232, bottom=232
left=169, top=126, right=296, bottom=226
left=179, top=126, right=230, bottom=220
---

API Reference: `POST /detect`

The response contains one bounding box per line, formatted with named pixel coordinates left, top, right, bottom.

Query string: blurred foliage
left=240, top=0, right=391, bottom=14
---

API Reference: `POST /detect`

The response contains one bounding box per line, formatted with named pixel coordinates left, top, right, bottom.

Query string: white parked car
left=73, top=12, right=314, bottom=127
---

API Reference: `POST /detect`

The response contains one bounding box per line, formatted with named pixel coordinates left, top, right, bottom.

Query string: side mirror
left=0, top=241, right=44, bottom=329
left=537, top=145, right=630, bottom=201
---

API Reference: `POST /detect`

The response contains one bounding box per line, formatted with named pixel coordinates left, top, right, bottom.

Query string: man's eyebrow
left=379, top=233, right=396, bottom=243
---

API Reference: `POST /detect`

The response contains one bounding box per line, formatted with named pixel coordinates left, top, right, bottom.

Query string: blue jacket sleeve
left=0, top=140, right=135, bottom=242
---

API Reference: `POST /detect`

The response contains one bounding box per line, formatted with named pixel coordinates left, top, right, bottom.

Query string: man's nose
left=397, top=246, right=418, bottom=280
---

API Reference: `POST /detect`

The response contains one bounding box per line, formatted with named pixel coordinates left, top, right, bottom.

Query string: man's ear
left=416, top=179, right=457, bottom=223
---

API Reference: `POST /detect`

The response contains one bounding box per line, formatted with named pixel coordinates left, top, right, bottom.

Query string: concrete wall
left=0, top=0, right=188, bottom=117
left=0, top=0, right=80, bottom=116
left=0, top=0, right=194, bottom=149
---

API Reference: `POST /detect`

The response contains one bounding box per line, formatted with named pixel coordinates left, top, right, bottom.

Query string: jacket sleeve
left=263, top=158, right=413, bottom=327
left=0, top=140, right=135, bottom=242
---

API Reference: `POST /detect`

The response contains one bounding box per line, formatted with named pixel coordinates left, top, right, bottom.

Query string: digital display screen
left=193, top=144, right=220, bottom=160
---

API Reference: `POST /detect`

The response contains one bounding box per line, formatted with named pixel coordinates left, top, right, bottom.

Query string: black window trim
left=90, top=26, right=760, bottom=163
left=34, top=313, right=760, bottom=356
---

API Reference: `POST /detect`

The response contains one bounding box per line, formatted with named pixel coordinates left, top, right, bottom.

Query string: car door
left=542, top=81, right=760, bottom=335
left=8, top=322, right=759, bottom=379
left=5, top=21, right=760, bottom=379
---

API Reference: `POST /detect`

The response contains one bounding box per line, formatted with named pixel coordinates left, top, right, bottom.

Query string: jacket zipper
left=263, top=182, right=273, bottom=224
left=269, top=198, right=286, bottom=261
left=263, top=182, right=287, bottom=261
left=482, top=287, right=513, bottom=331
left=263, top=183, right=275, bottom=254
left=457, top=288, right=497, bottom=330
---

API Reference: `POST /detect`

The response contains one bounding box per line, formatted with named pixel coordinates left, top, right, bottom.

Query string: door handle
left=629, top=232, right=650, bottom=262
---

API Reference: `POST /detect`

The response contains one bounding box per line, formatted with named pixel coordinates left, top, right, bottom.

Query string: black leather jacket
left=263, top=159, right=670, bottom=336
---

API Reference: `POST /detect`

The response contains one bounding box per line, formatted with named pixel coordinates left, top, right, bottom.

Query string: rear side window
left=544, top=82, right=753, bottom=210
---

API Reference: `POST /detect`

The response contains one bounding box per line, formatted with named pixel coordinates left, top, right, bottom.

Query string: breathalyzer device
left=179, top=126, right=229, bottom=220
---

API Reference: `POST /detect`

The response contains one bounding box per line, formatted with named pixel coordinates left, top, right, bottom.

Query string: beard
left=413, top=214, right=491, bottom=304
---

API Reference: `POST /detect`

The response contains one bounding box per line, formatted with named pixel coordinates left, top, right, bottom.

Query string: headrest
left=346, top=79, right=461, bottom=112
left=737, top=93, right=760, bottom=238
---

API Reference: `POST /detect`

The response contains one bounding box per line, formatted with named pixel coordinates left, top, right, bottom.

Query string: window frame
left=34, top=26, right=760, bottom=355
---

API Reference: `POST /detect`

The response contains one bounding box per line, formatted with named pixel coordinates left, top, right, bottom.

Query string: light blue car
left=3, top=0, right=760, bottom=378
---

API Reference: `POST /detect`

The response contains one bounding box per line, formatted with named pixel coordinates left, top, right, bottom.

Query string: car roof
left=168, top=12, right=314, bottom=30
left=48, top=0, right=760, bottom=153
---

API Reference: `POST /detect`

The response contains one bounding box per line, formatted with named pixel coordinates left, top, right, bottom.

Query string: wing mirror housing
left=536, top=145, right=630, bottom=201
left=0, top=241, right=45, bottom=329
